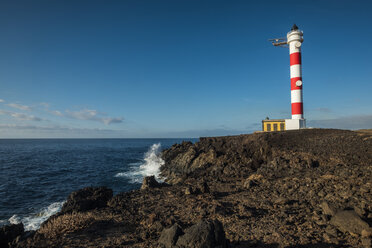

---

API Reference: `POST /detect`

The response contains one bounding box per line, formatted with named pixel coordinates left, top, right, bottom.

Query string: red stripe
left=291, top=102, right=303, bottom=115
left=290, top=52, right=301, bottom=66
left=291, top=77, right=302, bottom=90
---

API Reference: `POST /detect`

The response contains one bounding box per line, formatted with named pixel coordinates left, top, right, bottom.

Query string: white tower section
left=287, top=24, right=304, bottom=120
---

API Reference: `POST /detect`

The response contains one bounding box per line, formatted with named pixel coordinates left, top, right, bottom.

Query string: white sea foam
left=9, top=201, right=65, bottom=231
left=115, top=143, right=165, bottom=183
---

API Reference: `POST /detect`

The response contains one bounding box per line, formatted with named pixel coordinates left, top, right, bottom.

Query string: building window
left=280, top=123, right=285, bottom=131
left=266, top=123, right=271, bottom=131
left=273, top=123, right=278, bottom=131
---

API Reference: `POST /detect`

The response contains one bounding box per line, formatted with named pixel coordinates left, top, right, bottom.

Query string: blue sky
left=0, top=0, right=371, bottom=138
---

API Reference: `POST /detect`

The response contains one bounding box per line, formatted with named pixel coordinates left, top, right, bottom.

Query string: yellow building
left=262, top=119, right=286, bottom=132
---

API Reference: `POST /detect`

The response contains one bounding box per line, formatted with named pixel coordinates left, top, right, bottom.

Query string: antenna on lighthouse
left=268, top=24, right=302, bottom=47
left=268, top=37, right=288, bottom=47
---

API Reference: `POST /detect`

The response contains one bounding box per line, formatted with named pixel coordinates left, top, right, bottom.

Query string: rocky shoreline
left=1, top=129, right=372, bottom=247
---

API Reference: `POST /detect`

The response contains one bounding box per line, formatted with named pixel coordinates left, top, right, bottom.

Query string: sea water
left=0, top=138, right=196, bottom=231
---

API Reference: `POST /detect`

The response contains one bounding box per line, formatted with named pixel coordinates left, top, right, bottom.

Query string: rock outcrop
left=10, top=129, right=372, bottom=248
left=330, top=210, right=372, bottom=236
left=61, top=186, right=113, bottom=213
left=175, top=219, right=227, bottom=248
left=158, top=220, right=227, bottom=248
left=141, top=176, right=161, bottom=190
left=158, top=223, right=184, bottom=248
left=0, top=223, right=24, bottom=248
left=160, top=129, right=372, bottom=185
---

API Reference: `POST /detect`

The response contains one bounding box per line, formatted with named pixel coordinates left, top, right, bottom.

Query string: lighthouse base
left=285, top=119, right=306, bottom=130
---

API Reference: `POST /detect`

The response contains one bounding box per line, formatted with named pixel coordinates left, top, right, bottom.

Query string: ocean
left=0, top=138, right=196, bottom=231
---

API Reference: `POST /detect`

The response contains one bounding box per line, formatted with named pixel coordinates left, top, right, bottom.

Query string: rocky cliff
left=2, top=129, right=372, bottom=248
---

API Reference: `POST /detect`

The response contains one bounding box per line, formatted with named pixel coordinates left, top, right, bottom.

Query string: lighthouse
left=288, top=24, right=304, bottom=119
left=262, top=24, right=306, bottom=132
left=286, top=24, right=306, bottom=129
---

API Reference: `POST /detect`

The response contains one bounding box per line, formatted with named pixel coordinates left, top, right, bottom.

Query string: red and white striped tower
left=287, top=24, right=304, bottom=119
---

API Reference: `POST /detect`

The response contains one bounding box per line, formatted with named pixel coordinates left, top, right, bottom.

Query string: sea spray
left=115, top=143, right=165, bottom=183
left=139, top=143, right=164, bottom=178
left=9, top=201, right=65, bottom=231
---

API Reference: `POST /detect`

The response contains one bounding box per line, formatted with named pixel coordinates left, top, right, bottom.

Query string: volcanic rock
left=175, top=219, right=227, bottom=248
left=330, top=210, right=372, bottom=236
left=362, top=229, right=372, bottom=238
left=198, top=181, right=210, bottom=194
left=0, top=223, right=24, bottom=248
left=184, top=186, right=194, bottom=195
left=141, top=176, right=161, bottom=190
left=158, top=223, right=183, bottom=248
left=61, top=186, right=113, bottom=213
left=12, top=129, right=372, bottom=248
left=320, top=201, right=337, bottom=216
left=362, top=238, right=372, bottom=248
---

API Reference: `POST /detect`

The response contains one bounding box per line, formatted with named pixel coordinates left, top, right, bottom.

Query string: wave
left=9, top=201, right=65, bottom=231
left=115, top=143, right=164, bottom=183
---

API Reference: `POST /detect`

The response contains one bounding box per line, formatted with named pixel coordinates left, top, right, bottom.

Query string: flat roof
left=262, top=119, right=285, bottom=122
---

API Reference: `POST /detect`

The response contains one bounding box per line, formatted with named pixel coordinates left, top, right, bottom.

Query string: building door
left=266, top=123, right=271, bottom=131
left=280, top=123, right=285, bottom=131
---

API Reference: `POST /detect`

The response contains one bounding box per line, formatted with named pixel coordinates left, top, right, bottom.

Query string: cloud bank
left=44, top=104, right=124, bottom=125
left=64, top=109, right=124, bottom=125
left=0, top=110, right=42, bottom=121
left=7, top=103, right=32, bottom=111
left=307, top=114, right=372, bottom=130
left=0, top=124, right=123, bottom=138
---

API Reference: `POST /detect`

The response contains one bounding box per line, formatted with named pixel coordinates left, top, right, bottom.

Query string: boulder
left=320, top=201, right=336, bottom=216
left=0, top=223, right=24, bottom=248
left=61, top=186, right=113, bottom=213
left=306, top=158, right=319, bottom=168
left=274, top=197, right=289, bottom=205
left=176, top=219, right=227, bottom=248
left=362, top=229, right=372, bottom=238
left=198, top=181, right=210, bottom=194
left=243, top=179, right=257, bottom=189
left=362, top=238, right=371, bottom=248
left=158, top=223, right=183, bottom=248
left=184, top=182, right=209, bottom=196
left=141, top=176, right=161, bottom=190
left=185, top=186, right=193, bottom=195
left=330, top=210, right=372, bottom=236
left=243, top=174, right=263, bottom=189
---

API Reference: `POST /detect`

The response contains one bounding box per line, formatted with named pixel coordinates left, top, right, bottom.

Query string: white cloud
left=7, top=103, right=31, bottom=111
left=0, top=124, right=125, bottom=138
left=102, top=117, right=124, bottom=125
left=65, top=109, right=123, bottom=125
left=50, top=110, right=63, bottom=116
left=66, top=109, right=98, bottom=120
left=10, top=113, right=42, bottom=121
left=2, top=99, right=124, bottom=126
left=39, top=102, right=50, bottom=108
left=0, top=124, right=116, bottom=132
left=0, top=110, right=10, bottom=115
left=0, top=109, right=43, bottom=121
